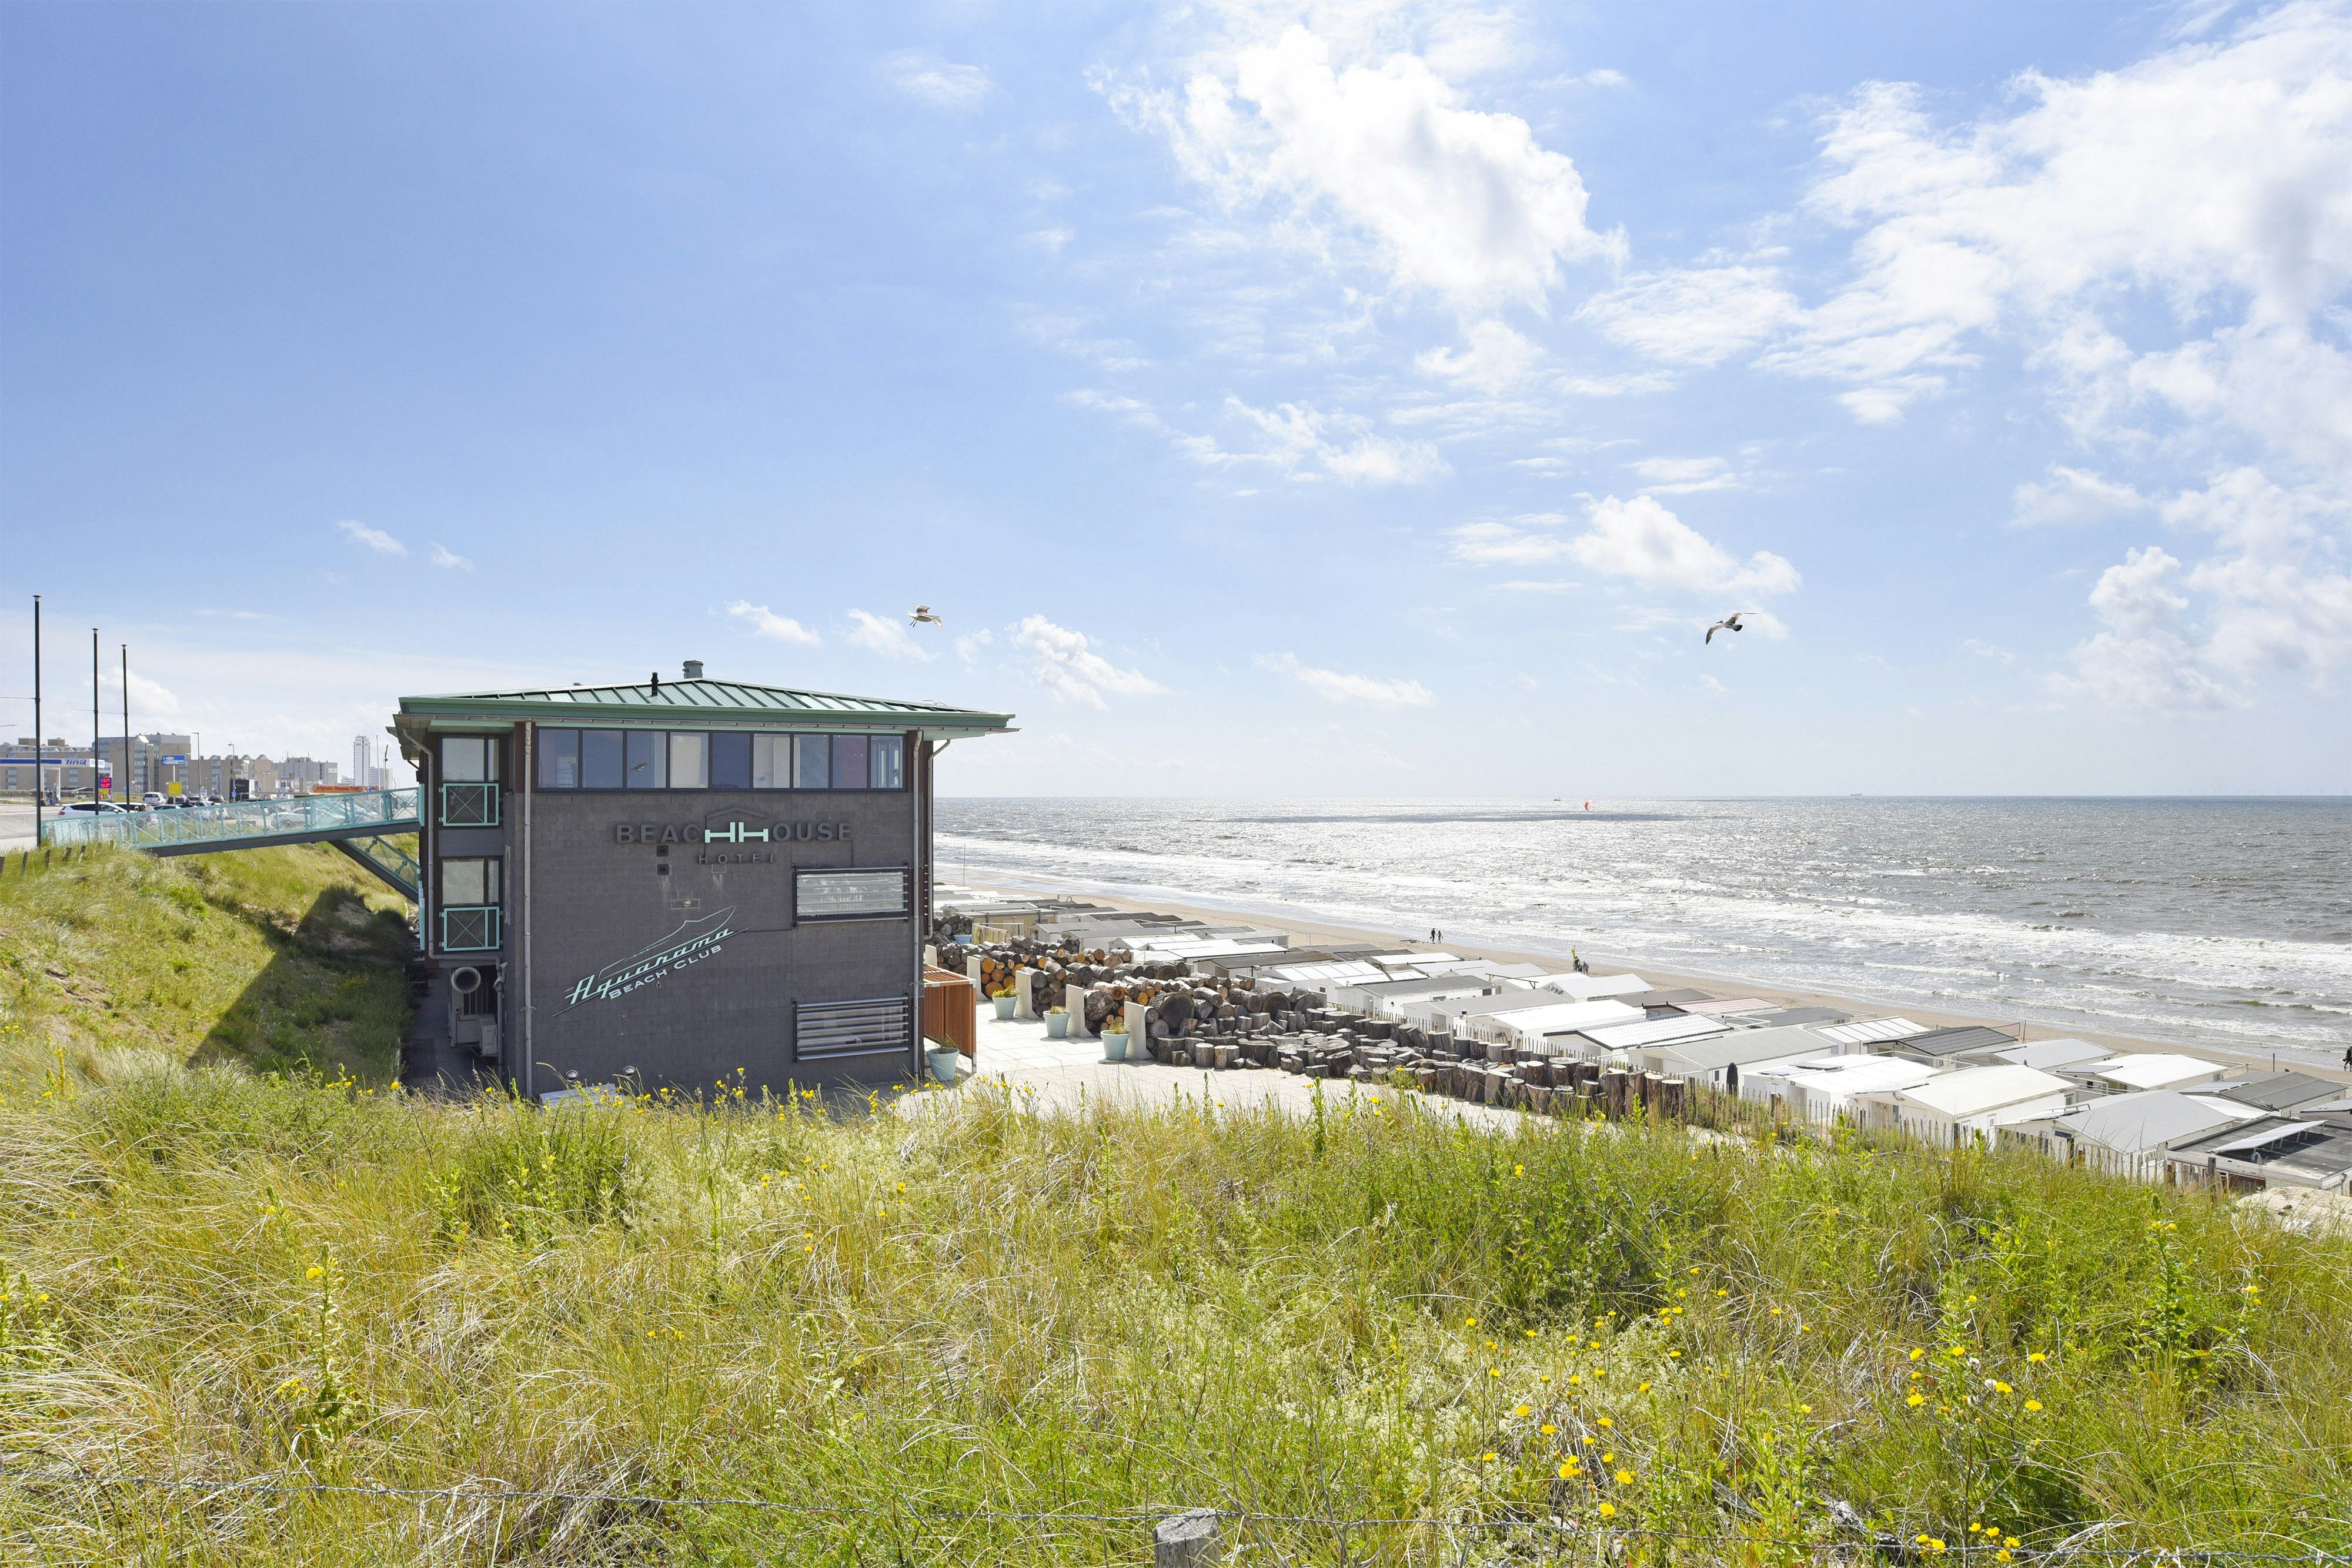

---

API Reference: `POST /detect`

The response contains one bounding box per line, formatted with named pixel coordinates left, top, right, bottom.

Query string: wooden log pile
left=939, top=936, right=1698, bottom=1122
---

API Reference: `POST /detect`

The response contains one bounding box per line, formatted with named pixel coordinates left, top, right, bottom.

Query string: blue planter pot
left=1102, top=1031, right=1130, bottom=1062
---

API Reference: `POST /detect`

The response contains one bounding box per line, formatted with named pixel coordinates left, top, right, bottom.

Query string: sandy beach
left=947, top=871, right=2352, bottom=1089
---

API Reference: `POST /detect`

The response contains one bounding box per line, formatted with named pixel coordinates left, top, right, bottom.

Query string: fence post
left=1154, top=1509, right=1222, bottom=1567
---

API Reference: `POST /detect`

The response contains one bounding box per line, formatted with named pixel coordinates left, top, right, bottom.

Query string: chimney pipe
left=650, top=671, right=660, bottom=692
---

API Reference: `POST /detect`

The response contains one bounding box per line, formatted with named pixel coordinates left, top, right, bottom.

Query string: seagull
left=1705, top=611, right=1757, bottom=644
left=908, top=606, right=944, bottom=627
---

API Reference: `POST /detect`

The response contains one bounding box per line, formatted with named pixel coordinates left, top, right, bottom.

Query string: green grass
left=0, top=841, right=415, bottom=1082
left=0, top=848, right=2347, bottom=1564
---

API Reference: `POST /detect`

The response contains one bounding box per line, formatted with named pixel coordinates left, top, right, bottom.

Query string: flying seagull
left=1705, top=611, right=1757, bottom=644
left=908, top=606, right=943, bottom=626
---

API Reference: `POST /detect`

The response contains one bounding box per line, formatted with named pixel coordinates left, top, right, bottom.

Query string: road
left=0, top=801, right=36, bottom=852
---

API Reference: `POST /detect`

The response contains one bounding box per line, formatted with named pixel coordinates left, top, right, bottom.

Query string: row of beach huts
left=936, top=892, right=2352, bottom=1197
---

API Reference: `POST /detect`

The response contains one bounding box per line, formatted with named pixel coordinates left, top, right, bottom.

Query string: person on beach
left=1572, top=948, right=1591, bottom=974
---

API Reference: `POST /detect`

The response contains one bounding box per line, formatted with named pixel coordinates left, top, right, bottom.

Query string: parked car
left=58, top=800, right=130, bottom=814
left=142, top=792, right=166, bottom=808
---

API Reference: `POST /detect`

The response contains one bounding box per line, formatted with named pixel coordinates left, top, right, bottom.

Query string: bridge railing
left=38, top=788, right=422, bottom=851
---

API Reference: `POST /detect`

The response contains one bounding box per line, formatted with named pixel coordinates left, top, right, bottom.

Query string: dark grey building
left=392, top=663, right=1011, bottom=1099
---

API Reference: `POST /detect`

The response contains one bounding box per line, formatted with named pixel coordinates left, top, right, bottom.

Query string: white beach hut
left=2072, top=1054, right=2233, bottom=1096
left=2004, top=1088, right=2261, bottom=1182
left=1743, top=1052, right=1946, bottom=1124
left=1855, top=1065, right=2073, bottom=1148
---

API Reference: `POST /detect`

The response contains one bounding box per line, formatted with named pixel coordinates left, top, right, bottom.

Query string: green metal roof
left=396, top=676, right=1014, bottom=736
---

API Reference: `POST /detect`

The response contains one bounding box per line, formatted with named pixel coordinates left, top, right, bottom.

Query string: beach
left=945, top=871, right=2352, bottom=1091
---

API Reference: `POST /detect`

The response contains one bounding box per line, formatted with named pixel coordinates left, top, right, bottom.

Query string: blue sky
left=5, top=1, right=2348, bottom=795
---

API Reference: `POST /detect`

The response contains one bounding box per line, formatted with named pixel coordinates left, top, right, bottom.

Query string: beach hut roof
left=1889, top=1065, right=2071, bottom=1118
left=2050, top=1089, right=2261, bottom=1155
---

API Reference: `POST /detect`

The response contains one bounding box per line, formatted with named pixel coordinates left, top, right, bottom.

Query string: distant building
left=96, top=734, right=195, bottom=798
left=0, top=744, right=101, bottom=798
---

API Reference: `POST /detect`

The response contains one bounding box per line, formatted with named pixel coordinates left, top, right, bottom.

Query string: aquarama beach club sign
left=563, top=907, right=738, bottom=1008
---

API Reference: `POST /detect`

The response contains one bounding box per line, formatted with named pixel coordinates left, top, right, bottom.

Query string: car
left=142, top=792, right=165, bottom=808
left=58, top=800, right=131, bottom=814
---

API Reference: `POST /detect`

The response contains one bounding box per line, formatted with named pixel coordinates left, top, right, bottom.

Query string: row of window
left=534, top=730, right=905, bottom=792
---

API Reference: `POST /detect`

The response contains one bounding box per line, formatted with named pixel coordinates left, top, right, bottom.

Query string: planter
left=1046, top=1012, right=1070, bottom=1039
left=1102, top=1030, right=1131, bottom=1063
left=993, top=995, right=1017, bottom=1020
left=927, top=1047, right=965, bottom=1087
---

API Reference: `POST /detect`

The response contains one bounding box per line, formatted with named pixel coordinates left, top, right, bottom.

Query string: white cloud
left=1131, top=24, right=1621, bottom=313
left=846, top=609, right=935, bottom=661
left=2010, top=466, right=2147, bottom=527
left=1415, top=318, right=1544, bottom=390
left=335, top=520, right=405, bottom=556
left=1451, top=497, right=1798, bottom=600
left=1579, top=264, right=1803, bottom=366
left=1013, top=616, right=1165, bottom=707
left=2167, top=467, right=2352, bottom=680
left=954, top=628, right=993, bottom=668
left=2053, top=467, right=2352, bottom=710
left=427, top=543, right=473, bottom=570
left=1770, top=8, right=2352, bottom=449
left=884, top=52, right=993, bottom=112
left=1448, top=514, right=1575, bottom=566
left=1628, top=455, right=1743, bottom=495
left=728, top=600, right=821, bottom=647
left=1568, top=496, right=1800, bottom=597
left=2057, top=546, right=2239, bottom=711
left=1256, top=651, right=1435, bottom=706
left=1070, top=389, right=1446, bottom=484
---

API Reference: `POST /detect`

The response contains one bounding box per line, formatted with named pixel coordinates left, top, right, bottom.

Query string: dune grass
left=0, top=842, right=413, bottom=1082
left=0, top=847, right=2347, bottom=1564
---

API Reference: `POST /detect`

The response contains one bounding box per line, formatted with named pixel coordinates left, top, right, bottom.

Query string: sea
left=935, top=797, right=2352, bottom=1068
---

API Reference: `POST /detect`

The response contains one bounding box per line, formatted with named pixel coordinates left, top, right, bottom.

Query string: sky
left=3, top=0, right=2348, bottom=797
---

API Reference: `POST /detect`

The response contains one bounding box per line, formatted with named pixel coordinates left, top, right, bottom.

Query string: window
left=580, top=730, right=625, bottom=790
left=537, top=729, right=580, bottom=789
left=441, top=736, right=499, bottom=782
left=794, top=995, right=913, bottom=1062
left=792, top=734, right=830, bottom=789
left=870, top=735, right=904, bottom=790
left=440, top=856, right=502, bottom=908
left=796, top=866, right=911, bottom=922
left=625, top=730, right=666, bottom=789
left=753, top=734, right=788, bottom=789
left=830, top=735, right=868, bottom=790
left=668, top=732, right=709, bottom=788
left=710, top=731, right=751, bottom=791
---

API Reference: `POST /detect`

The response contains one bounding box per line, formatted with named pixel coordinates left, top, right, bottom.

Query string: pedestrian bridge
left=39, top=788, right=422, bottom=900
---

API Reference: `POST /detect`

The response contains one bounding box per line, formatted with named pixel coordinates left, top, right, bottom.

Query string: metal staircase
left=329, top=834, right=422, bottom=901
left=40, top=788, right=423, bottom=901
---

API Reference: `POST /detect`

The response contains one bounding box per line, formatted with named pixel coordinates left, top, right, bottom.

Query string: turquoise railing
left=440, top=905, right=502, bottom=952
left=38, top=788, right=422, bottom=851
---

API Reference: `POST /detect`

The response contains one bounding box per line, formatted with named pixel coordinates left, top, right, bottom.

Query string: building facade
left=392, top=663, right=1011, bottom=1099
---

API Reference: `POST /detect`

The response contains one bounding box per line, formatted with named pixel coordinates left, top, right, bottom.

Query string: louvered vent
left=795, top=995, right=913, bottom=1062
left=796, top=867, right=910, bottom=922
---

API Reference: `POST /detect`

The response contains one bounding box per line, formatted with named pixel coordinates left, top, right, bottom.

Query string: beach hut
left=2070, top=1054, right=2234, bottom=1096
left=1457, top=998, right=1645, bottom=1052
left=1742, top=1052, right=1946, bottom=1124
left=1534, top=971, right=1652, bottom=1001
left=1623, top=1022, right=1841, bottom=1089
left=2005, top=1088, right=2261, bottom=1182
left=2164, top=1116, right=2352, bottom=1193
left=1853, top=1065, right=2073, bottom=1147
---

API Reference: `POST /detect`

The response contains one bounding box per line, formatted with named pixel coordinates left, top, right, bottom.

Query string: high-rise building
left=352, top=735, right=372, bottom=792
